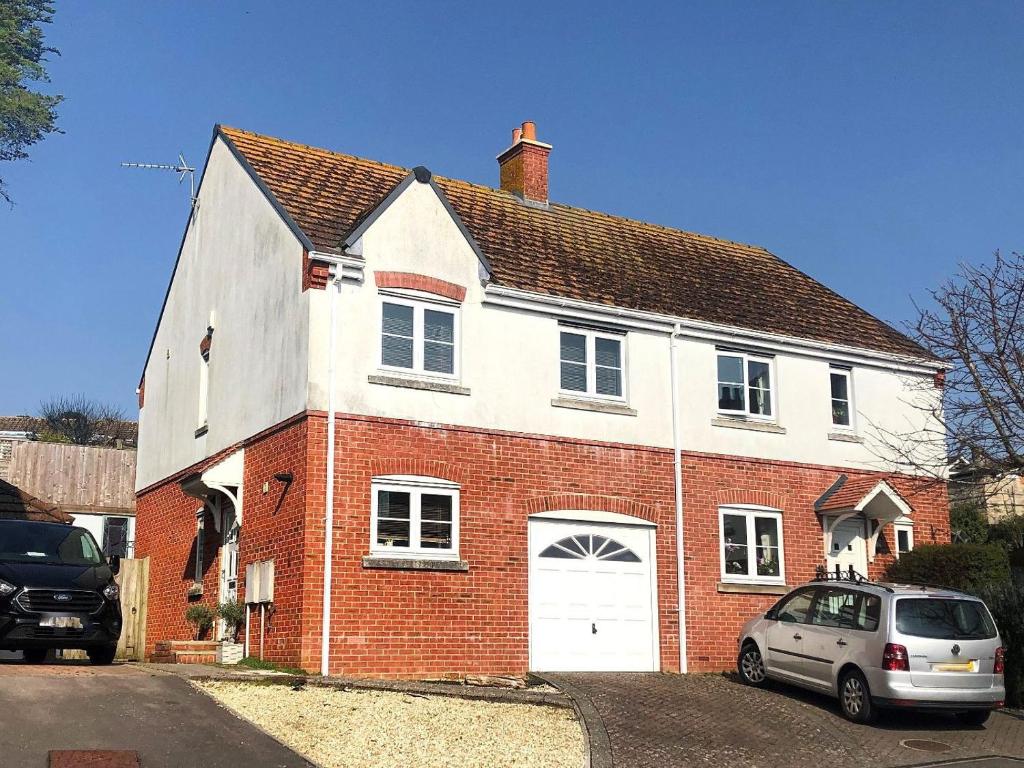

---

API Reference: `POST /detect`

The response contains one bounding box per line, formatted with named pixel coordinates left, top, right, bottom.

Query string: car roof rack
left=812, top=564, right=895, bottom=593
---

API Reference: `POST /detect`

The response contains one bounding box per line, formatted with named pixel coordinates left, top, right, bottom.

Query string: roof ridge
left=220, top=125, right=774, bottom=256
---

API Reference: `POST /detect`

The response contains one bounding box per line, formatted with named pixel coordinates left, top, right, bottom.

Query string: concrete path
left=546, top=672, right=1024, bottom=768
left=0, top=659, right=314, bottom=767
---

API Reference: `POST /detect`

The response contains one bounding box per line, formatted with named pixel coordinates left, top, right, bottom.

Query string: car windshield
left=0, top=521, right=104, bottom=566
left=895, top=598, right=997, bottom=640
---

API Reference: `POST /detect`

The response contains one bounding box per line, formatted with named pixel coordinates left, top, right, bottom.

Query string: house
left=134, top=122, right=948, bottom=678
left=949, top=459, right=1024, bottom=525
left=0, top=420, right=138, bottom=557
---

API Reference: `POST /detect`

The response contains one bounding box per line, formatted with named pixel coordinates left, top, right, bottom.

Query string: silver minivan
left=737, top=572, right=1006, bottom=724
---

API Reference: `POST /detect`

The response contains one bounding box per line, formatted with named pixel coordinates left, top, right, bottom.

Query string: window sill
left=711, top=416, right=786, bottom=434
left=362, top=555, right=469, bottom=572
left=551, top=396, right=637, bottom=417
left=368, top=374, right=470, bottom=396
left=194, top=424, right=208, bottom=438
left=187, top=582, right=204, bottom=598
left=827, top=431, right=863, bottom=443
left=717, top=581, right=790, bottom=595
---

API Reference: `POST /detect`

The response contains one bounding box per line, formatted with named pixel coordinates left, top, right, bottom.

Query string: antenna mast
left=121, top=153, right=196, bottom=206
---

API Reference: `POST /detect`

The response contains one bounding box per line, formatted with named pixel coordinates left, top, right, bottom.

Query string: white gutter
left=669, top=322, right=687, bottom=673
left=483, top=284, right=943, bottom=376
left=321, top=264, right=341, bottom=677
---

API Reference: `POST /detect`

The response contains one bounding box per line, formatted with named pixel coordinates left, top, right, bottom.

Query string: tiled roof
left=219, top=126, right=930, bottom=359
left=815, top=475, right=906, bottom=512
left=0, top=478, right=73, bottom=524
left=0, top=416, right=138, bottom=445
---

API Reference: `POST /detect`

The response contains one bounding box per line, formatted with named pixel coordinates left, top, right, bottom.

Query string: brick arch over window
left=368, top=458, right=467, bottom=485
left=525, top=494, right=656, bottom=523
left=716, top=489, right=785, bottom=510
left=374, top=271, right=467, bottom=302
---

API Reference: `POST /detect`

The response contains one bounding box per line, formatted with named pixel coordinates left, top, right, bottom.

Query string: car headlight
left=0, top=579, right=15, bottom=597
left=103, top=583, right=120, bottom=601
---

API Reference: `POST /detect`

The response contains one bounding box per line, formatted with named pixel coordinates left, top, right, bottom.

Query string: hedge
left=884, top=543, right=1011, bottom=593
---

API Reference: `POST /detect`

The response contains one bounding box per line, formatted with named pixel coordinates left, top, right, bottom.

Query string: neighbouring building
left=0, top=418, right=138, bottom=557
left=134, top=122, right=948, bottom=677
left=949, top=458, right=1024, bottom=525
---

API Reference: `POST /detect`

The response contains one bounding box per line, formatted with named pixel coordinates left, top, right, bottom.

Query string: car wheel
left=955, top=710, right=991, bottom=727
left=22, top=648, right=48, bottom=664
left=838, top=669, right=876, bottom=724
left=87, top=644, right=117, bottom=666
left=738, top=642, right=769, bottom=687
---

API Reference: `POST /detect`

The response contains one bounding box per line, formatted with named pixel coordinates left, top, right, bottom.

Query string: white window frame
left=718, top=505, right=786, bottom=585
left=369, top=475, right=460, bottom=560
left=379, top=295, right=461, bottom=380
left=194, top=508, right=205, bottom=583
left=197, top=348, right=210, bottom=429
left=830, top=366, right=855, bottom=431
left=894, top=520, right=914, bottom=557
left=716, top=351, right=775, bottom=420
left=558, top=326, right=628, bottom=402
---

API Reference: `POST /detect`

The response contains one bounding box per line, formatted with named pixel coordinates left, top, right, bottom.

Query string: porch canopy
left=180, top=449, right=244, bottom=529
left=814, top=475, right=912, bottom=562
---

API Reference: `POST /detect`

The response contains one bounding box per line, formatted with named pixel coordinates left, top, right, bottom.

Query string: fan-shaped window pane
left=539, top=534, right=640, bottom=562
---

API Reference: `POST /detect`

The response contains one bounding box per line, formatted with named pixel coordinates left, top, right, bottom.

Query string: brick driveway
left=548, top=673, right=1024, bottom=768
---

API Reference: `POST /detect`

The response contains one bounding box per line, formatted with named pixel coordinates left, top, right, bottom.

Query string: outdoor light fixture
left=273, top=472, right=293, bottom=484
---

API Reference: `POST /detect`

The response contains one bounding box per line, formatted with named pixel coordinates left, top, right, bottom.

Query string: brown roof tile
left=219, top=126, right=929, bottom=359
left=816, top=476, right=909, bottom=512
left=0, top=479, right=73, bottom=524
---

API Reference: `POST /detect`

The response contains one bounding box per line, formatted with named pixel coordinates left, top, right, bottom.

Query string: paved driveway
left=0, top=659, right=313, bottom=767
left=548, top=673, right=1024, bottom=768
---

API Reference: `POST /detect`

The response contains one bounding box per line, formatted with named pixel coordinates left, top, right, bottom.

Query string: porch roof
left=814, top=474, right=912, bottom=522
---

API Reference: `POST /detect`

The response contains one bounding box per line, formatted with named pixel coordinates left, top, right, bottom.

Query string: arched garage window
left=540, top=534, right=641, bottom=562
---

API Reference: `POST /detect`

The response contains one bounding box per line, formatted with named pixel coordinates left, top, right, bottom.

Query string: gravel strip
left=197, top=680, right=584, bottom=768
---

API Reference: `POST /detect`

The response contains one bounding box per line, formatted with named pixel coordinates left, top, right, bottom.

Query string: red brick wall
left=135, top=417, right=313, bottom=666
left=318, top=413, right=679, bottom=678
left=680, top=451, right=950, bottom=672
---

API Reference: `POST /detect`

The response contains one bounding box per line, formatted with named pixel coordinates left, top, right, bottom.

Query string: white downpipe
left=244, top=605, right=250, bottom=658
left=259, top=604, right=265, bottom=660
left=321, top=266, right=340, bottom=677
left=670, top=322, right=687, bottom=673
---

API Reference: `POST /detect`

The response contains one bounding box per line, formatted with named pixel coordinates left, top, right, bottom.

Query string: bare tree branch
left=37, top=395, right=130, bottom=446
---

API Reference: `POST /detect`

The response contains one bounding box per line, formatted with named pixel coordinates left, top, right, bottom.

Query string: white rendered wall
left=309, top=179, right=943, bottom=474
left=136, top=137, right=308, bottom=490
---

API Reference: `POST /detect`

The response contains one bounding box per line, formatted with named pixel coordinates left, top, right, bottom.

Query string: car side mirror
left=108, top=554, right=121, bottom=575
left=764, top=609, right=777, bottom=621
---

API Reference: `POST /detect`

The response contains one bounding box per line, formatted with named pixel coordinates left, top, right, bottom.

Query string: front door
left=827, top=517, right=868, bottom=577
left=219, top=504, right=239, bottom=633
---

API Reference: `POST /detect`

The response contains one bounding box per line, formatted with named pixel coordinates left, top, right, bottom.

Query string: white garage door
left=529, top=517, right=659, bottom=672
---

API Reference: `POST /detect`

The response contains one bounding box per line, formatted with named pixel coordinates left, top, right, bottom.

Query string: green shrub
left=217, top=600, right=246, bottom=642
left=884, top=543, right=1011, bottom=593
left=185, top=604, right=215, bottom=640
left=950, top=503, right=989, bottom=544
left=977, top=580, right=1024, bottom=707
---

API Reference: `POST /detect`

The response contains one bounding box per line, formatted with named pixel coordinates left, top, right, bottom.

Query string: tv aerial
left=120, top=153, right=196, bottom=207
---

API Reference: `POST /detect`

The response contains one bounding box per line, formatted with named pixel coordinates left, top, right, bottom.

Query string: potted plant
left=185, top=604, right=214, bottom=641
left=216, top=599, right=246, bottom=664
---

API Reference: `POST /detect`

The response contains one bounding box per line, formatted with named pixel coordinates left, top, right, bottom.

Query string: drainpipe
left=669, top=322, right=688, bottom=673
left=321, top=265, right=340, bottom=677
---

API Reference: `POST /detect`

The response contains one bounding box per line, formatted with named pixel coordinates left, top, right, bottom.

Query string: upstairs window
left=370, top=476, right=460, bottom=559
left=197, top=348, right=210, bottom=429
left=381, top=298, right=458, bottom=378
left=830, top=368, right=853, bottom=428
left=559, top=328, right=625, bottom=399
left=717, top=352, right=773, bottom=418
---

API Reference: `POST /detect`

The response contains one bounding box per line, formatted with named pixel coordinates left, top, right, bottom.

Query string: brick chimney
left=497, top=120, right=551, bottom=205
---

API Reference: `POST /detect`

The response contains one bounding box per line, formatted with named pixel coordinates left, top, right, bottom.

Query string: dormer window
left=380, top=298, right=459, bottom=378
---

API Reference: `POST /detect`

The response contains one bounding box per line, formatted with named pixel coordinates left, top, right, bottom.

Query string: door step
left=150, top=640, right=220, bottom=664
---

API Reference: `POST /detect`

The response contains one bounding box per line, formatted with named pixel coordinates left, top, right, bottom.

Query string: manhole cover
left=900, top=739, right=953, bottom=753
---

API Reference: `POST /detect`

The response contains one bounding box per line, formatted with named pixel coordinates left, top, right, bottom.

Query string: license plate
left=933, top=661, right=976, bottom=672
left=40, top=616, right=82, bottom=629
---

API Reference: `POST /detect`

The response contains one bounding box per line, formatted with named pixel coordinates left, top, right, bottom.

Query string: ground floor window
left=894, top=521, right=914, bottom=556
left=719, top=505, right=785, bottom=583
left=370, top=476, right=460, bottom=559
left=101, top=516, right=130, bottom=558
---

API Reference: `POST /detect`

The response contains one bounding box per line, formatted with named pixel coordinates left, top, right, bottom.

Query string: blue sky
left=1, top=1, right=1021, bottom=416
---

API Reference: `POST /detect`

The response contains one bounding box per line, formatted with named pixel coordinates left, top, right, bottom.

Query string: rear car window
left=895, top=598, right=997, bottom=640
left=811, top=588, right=880, bottom=632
